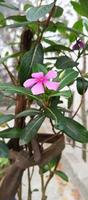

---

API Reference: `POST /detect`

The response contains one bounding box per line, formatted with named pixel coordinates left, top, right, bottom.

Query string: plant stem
left=17, top=183, right=22, bottom=200
left=27, top=168, right=32, bottom=200
left=41, top=172, right=47, bottom=200
left=2, top=63, right=17, bottom=85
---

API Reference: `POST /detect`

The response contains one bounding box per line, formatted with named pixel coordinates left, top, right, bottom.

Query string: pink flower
left=23, top=70, right=60, bottom=95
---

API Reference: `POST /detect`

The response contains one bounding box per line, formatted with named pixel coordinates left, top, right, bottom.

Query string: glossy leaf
left=59, top=69, right=78, bottom=89
left=69, top=19, right=83, bottom=42
left=55, top=56, right=78, bottom=69
left=26, top=3, right=53, bottom=22
left=16, top=108, right=40, bottom=118
left=19, top=43, right=44, bottom=84
left=55, top=170, right=69, bottom=182
left=77, top=77, right=88, bottom=95
left=50, top=90, right=72, bottom=98
left=44, top=107, right=57, bottom=123
left=0, top=141, right=9, bottom=158
left=0, top=114, right=14, bottom=125
left=56, top=116, right=88, bottom=143
left=20, top=114, right=45, bottom=145
left=45, top=45, right=71, bottom=53
left=0, top=83, right=42, bottom=104
left=0, top=128, right=22, bottom=138
left=32, top=64, right=47, bottom=74
left=53, top=6, right=63, bottom=18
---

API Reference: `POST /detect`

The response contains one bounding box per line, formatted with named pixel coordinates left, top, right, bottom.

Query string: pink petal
left=45, top=70, right=57, bottom=79
left=31, top=83, right=44, bottom=95
left=23, top=78, right=37, bottom=88
left=45, top=81, right=60, bottom=91
left=32, top=72, right=44, bottom=78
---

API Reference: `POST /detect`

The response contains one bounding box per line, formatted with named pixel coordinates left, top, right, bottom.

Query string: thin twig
left=2, top=63, right=17, bottom=85
left=27, top=168, right=32, bottom=200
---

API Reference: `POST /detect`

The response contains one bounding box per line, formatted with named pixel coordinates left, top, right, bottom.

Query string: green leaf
left=0, top=114, right=14, bottom=125
left=71, top=1, right=85, bottom=16
left=0, top=128, right=22, bottom=138
left=16, top=108, right=40, bottom=118
left=32, top=64, right=47, bottom=74
left=69, top=19, right=83, bottom=42
left=45, top=44, right=71, bottom=53
left=56, top=117, right=88, bottom=143
left=5, top=21, right=29, bottom=28
left=7, top=15, right=26, bottom=22
left=71, top=1, right=88, bottom=17
left=19, top=43, right=44, bottom=84
left=59, top=68, right=78, bottom=89
left=44, top=107, right=57, bottom=123
left=32, top=189, right=39, bottom=192
left=77, top=77, right=88, bottom=95
left=40, top=157, right=58, bottom=173
left=0, top=52, right=22, bottom=64
left=55, top=170, right=69, bottom=182
left=20, top=114, right=45, bottom=145
left=68, top=93, right=74, bottom=109
left=55, top=56, right=78, bottom=69
left=79, top=0, right=88, bottom=17
left=0, top=158, right=9, bottom=170
left=53, top=6, right=63, bottom=18
left=0, top=2, right=19, bottom=10
left=26, top=3, right=53, bottom=22
left=56, top=21, right=88, bottom=38
left=0, top=12, right=6, bottom=27
left=0, top=141, right=9, bottom=158
left=0, top=83, right=42, bottom=104
left=24, top=3, right=32, bottom=11
left=0, top=0, right=5, bottom=2
left=50, top=90, right=72, bottom=98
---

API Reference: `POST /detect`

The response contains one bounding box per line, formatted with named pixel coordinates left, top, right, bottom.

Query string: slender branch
left=27, top=168, right=32, bottom=200
left=2, top=63, right=17, bottom=85
left=50, top=119, right=57, bottom=134
left=44, top=161, right=58, bottom=192
left=0, top=91, right=16, bottom=101
left=30, top=167, right=34, bottom=180
left=72, top=95, right=83, bottom=118
left=17, top=183, right=22, bottom=200
left=37, top=0, right=57, bottom=43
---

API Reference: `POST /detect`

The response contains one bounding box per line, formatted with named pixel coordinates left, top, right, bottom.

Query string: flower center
left=37, top=76, right=47, bottom=83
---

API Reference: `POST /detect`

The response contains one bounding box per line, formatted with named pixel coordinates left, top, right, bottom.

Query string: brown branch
left=31, top=138, right=41, bottom=163
left=0, top=134, right=64, bottom=200
left=0, top=164, right=23, bottom=200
